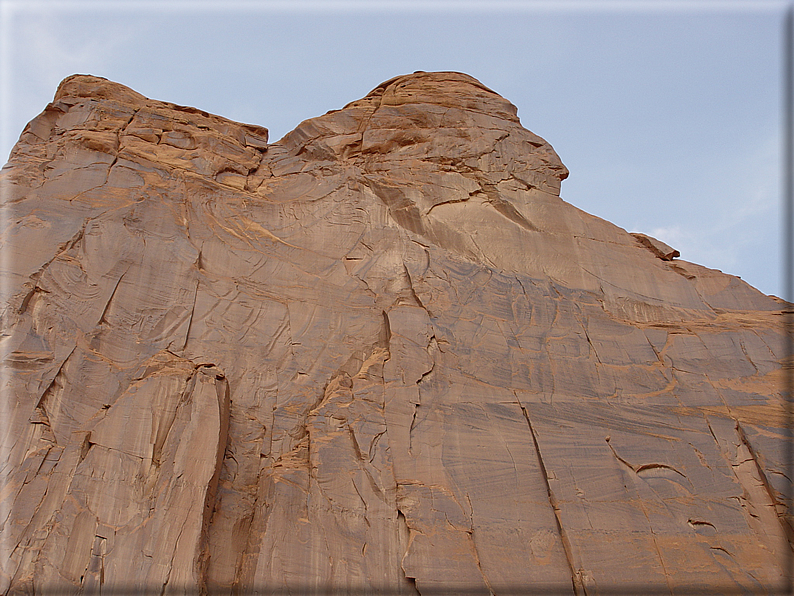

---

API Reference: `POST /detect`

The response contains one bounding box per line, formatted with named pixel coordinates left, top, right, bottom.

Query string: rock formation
left=0, top=71, right=789, bottom=594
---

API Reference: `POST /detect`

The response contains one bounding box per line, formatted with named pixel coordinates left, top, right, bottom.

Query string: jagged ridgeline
left=1, top=72, right=789, bottom=594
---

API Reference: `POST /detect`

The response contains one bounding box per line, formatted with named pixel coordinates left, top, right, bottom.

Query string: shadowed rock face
left=0, top=71, right=789, bottom=594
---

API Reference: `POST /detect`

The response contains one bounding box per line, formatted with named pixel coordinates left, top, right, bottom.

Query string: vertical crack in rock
left=13, top=222, right=87, bottom=316
left=408, top=402, right=419, bottom=457
left=403, top=264, right=428, bottom=313
left=396, top=508, right=421, bottom=596
left=410, top=335, right=436, bottom=456
left=704, top=416, right=721, bottom=448
left=81, top=534, right=107, bottom=593
left=468, top=235, right=498, bottom=270
left=96, top=271, right=127, bottom=326
left=476, top=174, right=541, bottom=233
left=196, top=366, right=231, bottom=593
left=352, top=83, right=386, bottom=159
left=16, top=284, right=47, bottom=316
left=738, top=338, right=760, bottom=376
left=151, top=359, right=197, bottom=469
left=104, top=107, right=139, bottom=183
left=463, top=494, right=495, bottom=596
left=33, top=345, right=77, bottom=422
left=517, top=398, right=583, bottom=596
left=604, top=436, right=676, bottom=594
left=77, top=430, right=93, bottom=464
left=735, top=420, right=794, bottom=550
left=160, top=520, right=188, bottom=596
left=230, top=488, right=261, bottom=593
left=466, top=529, right=494, bottom=596
left=379, top=309, right=392, bottom=351
left=174, top=277, right=200, bottom=353
left=377, top=304, right=421, bottom=595
left=577, top=314, right=602, bottom=366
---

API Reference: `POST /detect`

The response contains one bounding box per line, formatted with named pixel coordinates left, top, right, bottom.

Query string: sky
left=0, top=0, right=789, bottom=298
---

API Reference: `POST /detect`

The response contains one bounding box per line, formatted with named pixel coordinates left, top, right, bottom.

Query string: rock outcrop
left=0, top=72, right=789, bottom=594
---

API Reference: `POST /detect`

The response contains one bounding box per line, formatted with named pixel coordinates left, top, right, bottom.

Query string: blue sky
left=0, top=0, right=788, bottom=297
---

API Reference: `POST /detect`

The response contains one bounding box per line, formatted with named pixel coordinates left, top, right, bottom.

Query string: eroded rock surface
left=0, top=72, right=789, bottom=594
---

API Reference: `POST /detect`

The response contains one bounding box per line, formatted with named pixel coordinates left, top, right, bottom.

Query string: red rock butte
left=0, top=71, right=789, bottom=594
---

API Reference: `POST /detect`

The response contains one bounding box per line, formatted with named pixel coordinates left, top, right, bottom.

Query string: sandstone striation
left=0, top=71, right=790, bottom=594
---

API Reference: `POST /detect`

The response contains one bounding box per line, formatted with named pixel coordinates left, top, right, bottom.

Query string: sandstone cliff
left=0, top=72, right=789, bottom=594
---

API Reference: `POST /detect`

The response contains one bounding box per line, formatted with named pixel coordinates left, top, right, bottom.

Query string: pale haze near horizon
left=0, top=1, right=786, bottom=298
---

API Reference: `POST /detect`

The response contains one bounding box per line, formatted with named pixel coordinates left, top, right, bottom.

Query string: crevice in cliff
left=645, top=334, right=665, bottom=365
left=605, top=437, right=635, bottom=473
left=351, top=475, right=371, bottom=528
left=338, top=86, right=385, bottom=161
left=15, top=225, right=86, bottom=315
left=197, top=368, right=231, bottom=594
left=516, top=396, right=583, bottom=596
left=606, top=437, right=688, bottom=481
left=151, top=368, right=198, bottom=469
left=473, top=173, right=540, bottom=233
left=464, top=521, right=494, bottom=595
left=77, top=431, right=93, bottom=464
left=738, top=338, right=760, bottom=376
left=100, top=107, right=139, bottom=185
left=424, top=195, right=472, bottom=218
left=160, top=518, right=188, bottom=596
left=33, top=345, right=78, bottom=440
left=468, top=234, right=498, bottom=270
left=703, top=415, right=721, bottom=449
left=605, top=437, right=678, bottom=594
left=231, top=494, right=261, bottom=593
left=402, top=264, right=428, bottom=313
left=370, top=307, right=420, bottom=594
left=396, top=508, right=421, bottom=596
left=580, top=323, right=602, bottom=365
left=117, top=107, right=139, bottom=146
left=639, top=508, right=674, bottom=595
left=418, top=337, right=436, bottom=385
left=79, top=533, right=107, bottom=593
left=380, top=309, right=392, bottom=349
left=488, top=194, right=540, bottom=233
left=96, top=271, right=127, bottom=326
left=175, top=277, right=200, bottom=353
left=408, top=402, right=420, bottom=456
left=514, top=275, right=532, bottom=302
left=17, top=284, right=48, bottom=316
left=409, top=336, right=436, bottom=457
left=734, top=420, right=794, bottom=550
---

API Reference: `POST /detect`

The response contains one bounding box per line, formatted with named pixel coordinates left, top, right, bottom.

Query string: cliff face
left=0, top=72, right=788, bottom=594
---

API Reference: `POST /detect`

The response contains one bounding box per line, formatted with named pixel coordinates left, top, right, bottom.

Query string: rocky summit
left=0, top=72, right=789, bottom=594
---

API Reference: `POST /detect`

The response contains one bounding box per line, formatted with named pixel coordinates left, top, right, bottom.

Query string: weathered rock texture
left=0, top=72, right=790, bottom=594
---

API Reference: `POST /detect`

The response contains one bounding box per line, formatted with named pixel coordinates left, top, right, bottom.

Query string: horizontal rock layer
left=0, top=71, right=789, bottom=594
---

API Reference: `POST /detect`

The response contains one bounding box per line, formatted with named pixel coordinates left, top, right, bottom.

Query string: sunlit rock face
left=0, top=71, right=789, bottom=595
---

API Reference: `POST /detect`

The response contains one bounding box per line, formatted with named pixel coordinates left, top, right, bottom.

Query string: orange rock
left=0, top=72, right=788, bottom=594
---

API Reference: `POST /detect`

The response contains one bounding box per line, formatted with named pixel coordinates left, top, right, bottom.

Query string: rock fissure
left=96, top=270, right=127, bottom=326
left=395, top=507, right=421, bottom=596
left=734, top=420, right=794, bottom=550
left=517, top=397, right=582, bottom=596
left=466, top=528, right=495, bottom=596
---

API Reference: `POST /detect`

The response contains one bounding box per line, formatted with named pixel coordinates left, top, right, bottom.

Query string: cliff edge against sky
left=0, top=72, right=789, bottom=594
